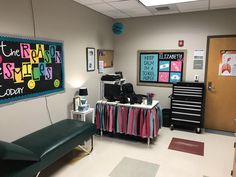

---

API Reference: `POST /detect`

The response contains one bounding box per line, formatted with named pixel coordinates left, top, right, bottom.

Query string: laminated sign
left=219, top=50, right=236, bottom=76
left=0, top=35, right=64, bottom=104
left=138, top=50, right=186, bottom=86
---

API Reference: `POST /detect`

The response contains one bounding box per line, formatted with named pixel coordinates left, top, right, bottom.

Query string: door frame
left=204, top=34, right=236, bottom=129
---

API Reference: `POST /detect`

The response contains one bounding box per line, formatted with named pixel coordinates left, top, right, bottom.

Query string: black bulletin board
left=137, top=50, right=186, bottom=87
left=0, top=35, right=64, bottom=104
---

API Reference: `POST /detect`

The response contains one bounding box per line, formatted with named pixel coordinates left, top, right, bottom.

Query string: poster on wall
left=138, top=50, right=186, bottom=86
left=219, top=50, right=236, bottom=76
left=0, top=35, right=64, bottom=104
left=98, top=60, right=104, bottom=73
left=86, top=47, right=95, bottom=71
left=140, top=53, right=158, bottom=82
left=193, top=50, right=204, bottom=70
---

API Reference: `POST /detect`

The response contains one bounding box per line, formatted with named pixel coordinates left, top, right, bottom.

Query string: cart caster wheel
left=170, top=124, right=174, bottom=131
left=195, top=128, right=201, bottom=134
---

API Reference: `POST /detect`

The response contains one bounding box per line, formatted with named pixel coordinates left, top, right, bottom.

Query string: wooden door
left=204, top=36, right=236, bottom=132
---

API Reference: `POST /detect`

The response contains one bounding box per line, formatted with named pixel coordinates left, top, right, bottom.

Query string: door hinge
left=234, top=142, right=236, bottom=148
left=231, top=170, right=234, bottom=176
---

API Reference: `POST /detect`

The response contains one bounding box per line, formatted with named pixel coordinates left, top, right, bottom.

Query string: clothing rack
left=97, top=100, right=160, bottom=109
left=95, top=100, right=162, bottom=145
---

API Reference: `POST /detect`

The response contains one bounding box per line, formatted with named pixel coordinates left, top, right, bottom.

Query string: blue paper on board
left=140, top=54, right=158, bottom=82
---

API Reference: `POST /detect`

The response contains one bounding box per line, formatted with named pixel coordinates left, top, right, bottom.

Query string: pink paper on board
left=20, top=43, right=31, bottom=58
left=159, top=72, right=169, bottom=82
left=0, top=55, right=2, bottom=64
left=171, top=61, right=182, bottom=72
left=3, top=63, right=15, bottom=79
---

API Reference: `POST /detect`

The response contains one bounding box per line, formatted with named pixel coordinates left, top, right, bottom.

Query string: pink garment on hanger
left=123, top=107, right=128, bottom=134
left=105, top=105, right=109, bottom=131
left=109, top=106, right=113, bottom=132
left=108, top=106, right=112, bottom=132
left=133, top=108, right=140, bottom=136
left=146, top=110, right=151, bottom=137
left=141, top=115, right=147, bottom=138
left=141, top=110, right=151, bottom=138
left=139, top=109, right=144, bottom=136
left=127, top=108, right=134, bottom=135
left=153, top=108, right=159, bottom=137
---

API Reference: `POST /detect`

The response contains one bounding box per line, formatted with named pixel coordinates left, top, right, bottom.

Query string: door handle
left=208, top=81, right=213, bottom=91
left=208, top=81, right=216, bottom=92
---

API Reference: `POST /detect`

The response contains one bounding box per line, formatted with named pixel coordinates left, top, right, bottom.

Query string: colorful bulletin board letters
left=138, top=50, right=185, bottom=86
left=0, top=35, right=64, bottom=104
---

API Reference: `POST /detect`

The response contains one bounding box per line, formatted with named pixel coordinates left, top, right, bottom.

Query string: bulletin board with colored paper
left=137, top=50, right=186, bottom=86
left=0, top=35, right=64, bottom=104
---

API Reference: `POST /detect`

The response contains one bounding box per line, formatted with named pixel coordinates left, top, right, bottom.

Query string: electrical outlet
left=194, top=75, right=199, bottom=82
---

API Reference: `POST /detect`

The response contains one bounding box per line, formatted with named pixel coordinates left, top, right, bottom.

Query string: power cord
left=30, top=0, right=36, bottom=38
left=30, top=0, right=53, bottom=125
left=45, top=96, right=53, bottom=125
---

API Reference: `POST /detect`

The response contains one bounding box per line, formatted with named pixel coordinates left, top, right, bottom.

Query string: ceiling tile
left=74, top=0, right=236, bottom=19
left=123, top=7, right=153, bottom=17
left=73, top=0, right=104, bottom=5
left=177, top=0, right=209, bottom=13
left=87, top=3, right=115, bottom=12
left=210, top=0, right=236, bottom=9
left=102, top=10, right=130, bottom=18
left=108, top=0, right=144, bottom=10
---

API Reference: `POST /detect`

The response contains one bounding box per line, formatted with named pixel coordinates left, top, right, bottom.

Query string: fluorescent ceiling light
left=139, top=0, right=198, bottom=6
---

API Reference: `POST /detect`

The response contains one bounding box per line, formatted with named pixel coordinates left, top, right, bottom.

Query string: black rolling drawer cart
left=170, top=82, right=205, bottom=133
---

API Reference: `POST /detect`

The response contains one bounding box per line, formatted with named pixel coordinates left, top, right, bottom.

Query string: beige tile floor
left=40, top=128, right=235, bottom=177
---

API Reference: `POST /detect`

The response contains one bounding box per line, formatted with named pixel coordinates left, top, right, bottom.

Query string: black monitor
left=104, top=84, right=121, bottom=101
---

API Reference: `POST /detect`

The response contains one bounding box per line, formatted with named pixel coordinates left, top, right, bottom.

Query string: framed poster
left=86, top=47, right=95, bottom=71
left=137, top=50, right=186, bottom=87
left=0, top=35, right=64, bottom=104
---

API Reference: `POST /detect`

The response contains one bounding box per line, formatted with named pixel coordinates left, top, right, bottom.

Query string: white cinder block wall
left=0, top=0, right=114, bottom=141
left=114, top=9, right=236, bottom=108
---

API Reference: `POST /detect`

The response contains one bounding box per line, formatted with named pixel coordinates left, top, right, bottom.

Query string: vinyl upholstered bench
left=0, top=119, right=96, bottom=177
